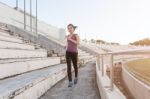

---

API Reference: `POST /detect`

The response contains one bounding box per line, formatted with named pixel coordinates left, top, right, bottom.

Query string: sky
left=0, top=0, right=150, bottom=44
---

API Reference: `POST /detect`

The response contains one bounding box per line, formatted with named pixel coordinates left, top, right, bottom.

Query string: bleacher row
left=81, top=42, right=138, bottom=53
left=0, top=24, right=94, bottom=99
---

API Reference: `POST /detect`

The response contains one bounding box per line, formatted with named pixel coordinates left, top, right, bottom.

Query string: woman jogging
left=65, top=24, right=80, bottom=87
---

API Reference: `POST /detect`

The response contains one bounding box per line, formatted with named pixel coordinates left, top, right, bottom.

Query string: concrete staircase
left=0, top=25, right=61, bottom=99
left=0, top=24, right=94, bottom=99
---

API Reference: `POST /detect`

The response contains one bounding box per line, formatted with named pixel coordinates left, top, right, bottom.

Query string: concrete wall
left=0, top=2, right=66, bottom=40
left=122, top=64, right=150, bottom=99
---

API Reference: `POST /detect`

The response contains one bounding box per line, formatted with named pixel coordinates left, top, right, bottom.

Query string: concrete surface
left=40, top=62, right=101, bottom=99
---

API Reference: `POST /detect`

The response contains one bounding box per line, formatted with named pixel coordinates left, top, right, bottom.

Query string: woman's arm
left=64, top=36, right=68, bottom=49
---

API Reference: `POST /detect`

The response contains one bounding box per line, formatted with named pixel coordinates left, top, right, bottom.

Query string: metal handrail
left=97, top=47, right=150, bottom=91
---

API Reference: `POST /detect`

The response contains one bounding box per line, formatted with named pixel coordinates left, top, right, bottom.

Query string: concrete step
left=0, top=31, right=11, bottom=37
left=51, top=53, right=58, bottom=57
left=0, top=64, right=67, bottom=99
left=0, top=49, right=47, bottom=59
left=78, top=49, right=86, bottom=52
left=79, top=55, right=94, bottom=60
left=0, top=40, right=35, bottom=50
left=0, top=23, right=7, bottom=28
left=79, top=53, right=91, bottom=57
left=0, top=32, right=22, bottom=40
left=0, top=29, right=8, bottom=32
left=0, top=31, right=20, bottom=39
left=0, top=27, right=9, bottom=31
left=79, top=55, right=95, bottom=64
left=0, top=35, right=23, bottom=43
left=0, top=57, right=60, bottom=79
left=0, top=58, right=48, bottom=64
left=78, top=51, right=87, bottom=54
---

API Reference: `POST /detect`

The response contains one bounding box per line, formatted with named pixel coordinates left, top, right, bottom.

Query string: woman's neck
left=69, top=33, right=74, bottom=35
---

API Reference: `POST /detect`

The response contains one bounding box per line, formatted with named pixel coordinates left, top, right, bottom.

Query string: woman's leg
left=71, top=52, right=78, bottom=78
left=66, top=52, right=72, bottom=82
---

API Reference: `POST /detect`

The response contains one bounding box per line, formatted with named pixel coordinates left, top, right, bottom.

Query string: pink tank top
left=66, top=34, right=78, bottom=53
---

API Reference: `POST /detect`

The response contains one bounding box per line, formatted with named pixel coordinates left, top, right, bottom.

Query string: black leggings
left=66, top=51, right=78, bottom=81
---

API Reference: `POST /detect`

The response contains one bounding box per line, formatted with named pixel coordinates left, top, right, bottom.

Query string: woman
left=65, top=24, right=80, bottom=87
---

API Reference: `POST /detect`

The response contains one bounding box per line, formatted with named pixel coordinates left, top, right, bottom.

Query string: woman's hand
left=67, top=35, right=80, bottom=45
left=64, top=45, right=67, bottom=49
left=67, top=36, right=72, bottom=41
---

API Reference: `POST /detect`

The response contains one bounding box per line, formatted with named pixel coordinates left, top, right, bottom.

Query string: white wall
left=0, top=2, right=66, bottom=40
left=122, top=65, right=150, bottom=99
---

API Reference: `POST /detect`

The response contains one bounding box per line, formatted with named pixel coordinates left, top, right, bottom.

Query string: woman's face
left=68, top=25, right=75, bottom=34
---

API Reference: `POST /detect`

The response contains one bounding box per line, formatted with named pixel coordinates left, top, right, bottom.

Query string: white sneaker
left=74, top=77, right=78, bottom=84
left=68, top=82, right=73, bottom=87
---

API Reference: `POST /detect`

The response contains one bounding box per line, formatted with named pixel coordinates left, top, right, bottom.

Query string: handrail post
left=101, top=55, right=104, bottom=76
left=16, top=0, right=18, bottom=9
left=97, top=54, right=100, bottom=70
left=110, top=54, right=114, bottom=91
left=30, top=0, right=32, bottom=32
left=24, top=0, right=26, bottom=30
left=36, top=0, right=38, bottom=34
